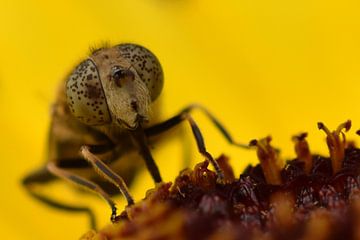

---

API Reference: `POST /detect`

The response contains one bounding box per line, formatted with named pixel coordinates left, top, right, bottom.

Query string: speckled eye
left=66, top=59, right=111, bottom=125
left=117, top=44, right=164, bottom=101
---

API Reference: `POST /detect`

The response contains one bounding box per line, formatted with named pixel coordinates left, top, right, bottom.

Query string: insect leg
left=46, top=162, right=119, bottom=223
left=145, top=103, right=249, bottom=149
left=184, top=114, right=225, bottom=181
left=80, top=146, right=135, bottom=205
left=146, top=111, right=225, bottom=182
left=22, top=167, right=97, bottom=228
left=130, top=128, right=163, bottom=183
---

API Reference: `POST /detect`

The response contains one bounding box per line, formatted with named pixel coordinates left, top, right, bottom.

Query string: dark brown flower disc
left=81, top=121, right=360, bottom=240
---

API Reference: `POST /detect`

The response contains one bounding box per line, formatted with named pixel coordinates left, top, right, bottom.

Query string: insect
left=22, top=43, right=247, bottom=228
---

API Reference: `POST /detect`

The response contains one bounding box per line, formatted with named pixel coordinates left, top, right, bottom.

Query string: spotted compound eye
left=66, top=59, right=111, bottom=125
left=117, top=43, right=164, bottom=101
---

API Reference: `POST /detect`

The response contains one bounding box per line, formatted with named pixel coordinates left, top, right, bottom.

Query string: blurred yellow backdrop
left=1, top=0, right=360, bottom=239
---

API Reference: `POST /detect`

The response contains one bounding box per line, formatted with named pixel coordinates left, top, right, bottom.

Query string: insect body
left=23, top=43, right=247, bottom=228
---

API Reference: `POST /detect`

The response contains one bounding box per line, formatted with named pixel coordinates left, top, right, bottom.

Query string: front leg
left=145, top=107, right=228, bottom=182
left=130, top=127, right=162, bottom=183
left=81, top=146, right=135, bottom=205
left=145, top=103, right=249, bottom=149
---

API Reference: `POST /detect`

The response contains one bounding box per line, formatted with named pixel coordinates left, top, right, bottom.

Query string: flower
left=82, top=121, right=360, bottom=240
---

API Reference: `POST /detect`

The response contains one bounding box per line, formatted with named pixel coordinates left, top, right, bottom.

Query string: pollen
left=81, top=121, right=360, bottom=240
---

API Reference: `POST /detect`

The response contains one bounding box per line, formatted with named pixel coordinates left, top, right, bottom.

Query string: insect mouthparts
left=116, top=115, right=148, bottom=130
left=136, top=114, right=148, bottom=123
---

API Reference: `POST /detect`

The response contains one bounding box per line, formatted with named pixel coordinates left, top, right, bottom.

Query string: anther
left=292, top=133, right=312, bottom=174
left=249, top=136, right=282, bottom=185
left=318, top=120, right=351, bottom=174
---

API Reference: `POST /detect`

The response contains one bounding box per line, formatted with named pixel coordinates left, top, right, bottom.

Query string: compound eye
left=117, top=44, right=164, bottom=101
left=112, top=66, right=135, bottom=87
left=66, top=59, right=111, bottom=125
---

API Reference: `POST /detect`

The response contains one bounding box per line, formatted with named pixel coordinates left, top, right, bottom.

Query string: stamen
left=317, top=120, right=351, bottom=174
left=336, top=120, right=352, bottom=135
left=292, top=133, right=312, bottom=174
left=249, top=136, right=282, bottom=185
left=317, top=122, right=332, bottom=136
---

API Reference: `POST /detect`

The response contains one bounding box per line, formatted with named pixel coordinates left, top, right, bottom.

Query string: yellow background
left=1, top=0, right=360, bottom=239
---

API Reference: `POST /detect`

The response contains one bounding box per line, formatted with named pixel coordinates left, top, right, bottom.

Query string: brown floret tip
left=249, top=136, right=282, bottom=185
left=318, top=120, right=351, bottom=173
left=292, top=133, right=312, bottom=174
